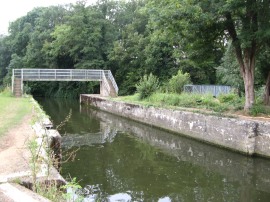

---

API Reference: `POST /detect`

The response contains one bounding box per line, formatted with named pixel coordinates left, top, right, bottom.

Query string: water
left=36, top=98, right=270, bottom=202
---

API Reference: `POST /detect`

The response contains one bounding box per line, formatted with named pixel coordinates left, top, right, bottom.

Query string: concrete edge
left=80, top=94, right=270, bottom=158
left=0, top=183, right=51, bottom=202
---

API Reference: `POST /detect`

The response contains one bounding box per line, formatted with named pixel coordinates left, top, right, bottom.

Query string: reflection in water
left=36, top=98, right=270, bottom=202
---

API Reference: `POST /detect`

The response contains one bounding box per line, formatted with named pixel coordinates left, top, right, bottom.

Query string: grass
left=114, top=92, right=261, bottom=115
left=115, top=92, right=270, bottom=117
left=0, top=88, right=33, bottom=137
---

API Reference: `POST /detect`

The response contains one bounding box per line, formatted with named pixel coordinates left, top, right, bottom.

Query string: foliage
left=218, top=93, right=238, bottom=104
left=27, top=139, right=39, bottom=192
left=35, top=182, right=64, bottom=202
left=249, top=104, right=270, bottom=117
left=255, top=86, right=266, bottom=104
left=216, top=43, right=244, bottom=92
left=136, top=73, right=159, bottom=100
left=167, top=70, right=191, bottom=94
left=61, top=177, right=83, bottom=202
left=0, top=0, right=269, bottom=109
left=117, top=92, right=247, bottom=114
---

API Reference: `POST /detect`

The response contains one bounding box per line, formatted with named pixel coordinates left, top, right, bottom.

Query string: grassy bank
left=0, top=89, right=33, bottom=136
left=115, top=92, right=270, bottom=116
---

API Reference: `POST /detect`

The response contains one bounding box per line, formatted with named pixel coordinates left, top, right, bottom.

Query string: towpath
left=0, top=111, right=50, bottom=201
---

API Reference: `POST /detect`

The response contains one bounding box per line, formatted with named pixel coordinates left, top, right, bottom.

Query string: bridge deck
left=13, top=69, right=108, bottom=81
left=12, top=69, right=118, bottom=96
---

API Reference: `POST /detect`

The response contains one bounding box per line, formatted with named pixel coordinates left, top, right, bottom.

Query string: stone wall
left=31, top=99, right=65, bottom=185
left=81, top=107, right=270, bottom=193
left=80, top=94, right=270, bottom=157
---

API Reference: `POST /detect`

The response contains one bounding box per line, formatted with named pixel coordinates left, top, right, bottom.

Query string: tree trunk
left=243, top=66, right=255, bottom=110
left=264, top=71, right=270, bottom=105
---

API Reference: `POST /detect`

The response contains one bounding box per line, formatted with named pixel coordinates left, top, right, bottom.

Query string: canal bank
left=37, top=98, right=270, bottom=201
left=80, top=94, right=270, bottom=158
left=0, top=95, right=65, bottom=201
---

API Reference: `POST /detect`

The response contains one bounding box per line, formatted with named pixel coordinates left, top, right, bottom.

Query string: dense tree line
left=0, top=0, right=269, bottom=109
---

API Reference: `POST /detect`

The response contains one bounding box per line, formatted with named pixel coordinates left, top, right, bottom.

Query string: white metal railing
left=13, top=68, right=118, bottom=95
left=13, top=69, right=104, bottom=81
left=107, top=70, right=119, bottom=94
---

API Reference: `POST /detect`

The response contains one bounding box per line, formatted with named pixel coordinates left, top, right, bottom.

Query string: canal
left=36, top=98, right=270, bottom=202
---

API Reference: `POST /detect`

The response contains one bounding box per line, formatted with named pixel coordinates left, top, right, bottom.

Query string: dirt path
left=0, top=114, right=35, bottom=182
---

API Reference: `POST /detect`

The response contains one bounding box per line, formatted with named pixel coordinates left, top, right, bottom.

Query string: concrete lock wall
left=80, top=94, right=270, bottom=157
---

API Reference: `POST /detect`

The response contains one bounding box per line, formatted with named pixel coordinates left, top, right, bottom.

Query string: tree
left=222, top=0, right=269, bottom=110
left=149, top=0, right=270, bottom=110
left=108, top=0, right=150, bottom=95
left=258, top=45, right=270, bottom=105
left=0, top=36, right=11, bottom=86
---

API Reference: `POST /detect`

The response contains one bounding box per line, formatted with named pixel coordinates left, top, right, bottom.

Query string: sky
left=0, top=0, right=97, bottom=35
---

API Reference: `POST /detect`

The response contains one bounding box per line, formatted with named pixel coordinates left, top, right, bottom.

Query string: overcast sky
left=0, top=0, right=97, bottom=35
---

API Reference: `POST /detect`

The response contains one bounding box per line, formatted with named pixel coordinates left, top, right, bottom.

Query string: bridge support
left=100, top=78, right=117, bottom=97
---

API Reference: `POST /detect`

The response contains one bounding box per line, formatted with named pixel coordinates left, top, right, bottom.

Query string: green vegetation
left=117, top=91, right=270, bottom=116
left=0, top=0, right=269, bottom=109
left=28, top=135, right=83, bottom=202
left=117, top=89, right=270, bottom=117
left=136, top=73, right=159, bottom=100
left=167, top=70, right=191, bottom=94
left=0, top=88, right=32, bottom=136
left=116, top=92, right=244, bottom=113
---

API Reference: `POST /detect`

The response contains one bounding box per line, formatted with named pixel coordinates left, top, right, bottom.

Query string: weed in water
left=62, top=177, right=84, bottom=202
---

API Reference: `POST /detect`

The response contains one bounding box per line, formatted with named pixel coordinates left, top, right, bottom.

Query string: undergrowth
left=114, top=92, right=270, bottom=116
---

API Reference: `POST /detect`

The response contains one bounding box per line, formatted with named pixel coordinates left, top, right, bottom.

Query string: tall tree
left=149, top=0, right=270, bottom=110
left=147, top=0, right=225, bottom=85
left=223, top=0, right=270, bottom=109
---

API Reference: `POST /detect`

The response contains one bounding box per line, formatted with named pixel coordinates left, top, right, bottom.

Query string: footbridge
left=12, top=69, right=118, bottom=97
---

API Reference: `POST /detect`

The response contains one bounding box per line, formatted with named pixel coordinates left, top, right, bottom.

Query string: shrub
left=201, top=94, right=219, bottom=107
left=177, top=93, right=201, bottom=107
left=255, top=85, right=265, bottom=104
left=136, top=73, right=159, bottom=100
left=218, top=93, right=238, bottom=103
left=168, top=70, right=191, bottom=94
left=249, top=104, right=270, bottom=116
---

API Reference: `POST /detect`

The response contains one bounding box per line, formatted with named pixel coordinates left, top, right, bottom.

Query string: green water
left=37, top=98, right=270, bottom=202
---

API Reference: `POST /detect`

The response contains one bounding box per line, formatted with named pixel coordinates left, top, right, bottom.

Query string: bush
left=177, top=93, right=201, bottom=107
left=255, top=85, right=265, bottom=104
left=168, top=70, right=191, bottom=94
left=201, top=94, right=219, bottom=107
left=136, top=73, right=159, bottom=100
left=249, top=104, right=270, bottom=116
left=218, top=93, right=238, bottom=103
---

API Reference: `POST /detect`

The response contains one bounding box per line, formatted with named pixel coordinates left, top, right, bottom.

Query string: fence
left=184, top=85, right=232, bottom=97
